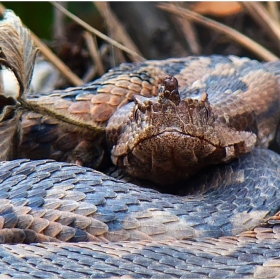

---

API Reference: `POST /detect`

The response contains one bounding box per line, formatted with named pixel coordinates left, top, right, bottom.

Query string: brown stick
left=0, top=3, right=84, bottom=86
left=83, top=31, right=105, bottom=76
left=158, top=3, right=279, bottom=62
left=94, top=2, right=144, bottom=62
left=51, top=2, right=145, bottom=62
left=242, top=2, right=280, bottom=41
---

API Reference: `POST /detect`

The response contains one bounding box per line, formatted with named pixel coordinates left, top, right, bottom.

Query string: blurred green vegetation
left=2, top=2, right=100, bottom=41
left=3, top=2, right=54, bottom=40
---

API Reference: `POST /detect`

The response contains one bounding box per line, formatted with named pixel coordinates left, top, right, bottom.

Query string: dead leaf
left=0, top=10, right=37, bottom=160
left=0, top=10, right=38, bottom=98
left=0, top=94, right=18, bottom=160
left=191, top=2, right=243, bottom=17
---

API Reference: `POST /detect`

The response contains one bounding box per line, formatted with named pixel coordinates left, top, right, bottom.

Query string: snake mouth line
left=130, top=129, right=221, bottom=150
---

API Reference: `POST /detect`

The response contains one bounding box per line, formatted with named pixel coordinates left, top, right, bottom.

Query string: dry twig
left=158, top=3, right=279, bottom=61
left=0, top=3, right=84, bottom=86
left=242, top=2, right=280, bottom=42
left=51, top=2, right=145, bottom=62
left=83, top=31, right=105, bottom=76
left=171, top=15, right=201, bottom=55
left=267, top=2, right=280, bottom=23
left=82, top=44, right=109, bottom=83
left=94, top=2, right=143, bottom=62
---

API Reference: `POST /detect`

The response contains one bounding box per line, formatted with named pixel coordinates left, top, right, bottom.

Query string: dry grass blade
left=53, top=2, right=67, bottom=41
left=158, top=3, right=279, bottom=62
left=0, top=4, right=83, bottom=87
left=51, top=2, right=145, bottom=62
left=83, top=31, right=105, bottom=76
left=83, top=44, right=109, bottom=83
left=94, top=2, right=144, bottom=62
left=28, top=32, right=84, bottom=87
left=0, top=10, right=38, bottom=97
left=242, top=2, right=280, bottom=41
left=267, top=2, right=280, bottom=22
left=171, top=16, right=201, bottom=54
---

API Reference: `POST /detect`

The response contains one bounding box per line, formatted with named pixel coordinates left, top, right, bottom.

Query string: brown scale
left=5, top=56, right=280, bottom=185
left=18, top=111, right=108, bottom=169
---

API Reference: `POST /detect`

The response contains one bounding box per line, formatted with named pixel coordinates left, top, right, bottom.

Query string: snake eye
left=201, top=107, right=211, bottom=124
left=205, top=107, right=209, bottom=119
left=133, top=107, right=141, bottom=124
left=133, top=108, right=138, bottom=121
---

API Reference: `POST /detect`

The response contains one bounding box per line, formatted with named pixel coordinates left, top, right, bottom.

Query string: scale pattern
left=2, top=55, right=280, bottom=277
left=0, top=149, right=280, bottom=277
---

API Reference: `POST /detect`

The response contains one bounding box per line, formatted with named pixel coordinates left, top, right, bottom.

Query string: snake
left=1, top=13, right=280, bottom=277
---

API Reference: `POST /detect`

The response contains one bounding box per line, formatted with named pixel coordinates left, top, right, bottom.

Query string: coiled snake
left=2, top=12, right=280, bottom=279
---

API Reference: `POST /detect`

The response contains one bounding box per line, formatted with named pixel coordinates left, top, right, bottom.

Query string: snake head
left=107, top=75, right=256, bottom=186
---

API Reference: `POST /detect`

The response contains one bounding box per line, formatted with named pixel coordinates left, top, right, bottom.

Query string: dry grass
left=158, top=3, right=279, bottom=62
left=1, top=2, right=280, bottom=85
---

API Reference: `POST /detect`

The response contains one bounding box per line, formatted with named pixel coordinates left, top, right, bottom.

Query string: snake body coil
left=1, top=149, right=280, bottom=278
left=1, top=52, right=280, bottom=277
left=19, top=56, right=280, bottom=185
